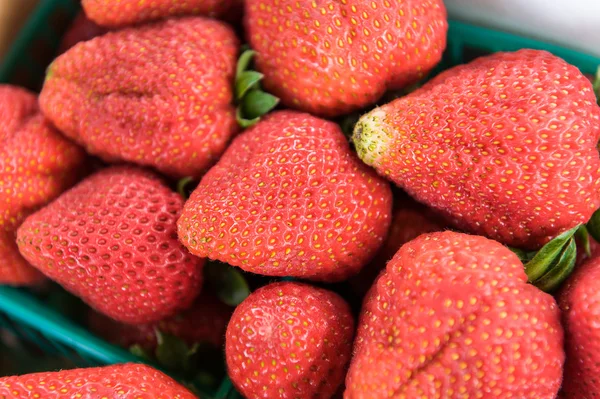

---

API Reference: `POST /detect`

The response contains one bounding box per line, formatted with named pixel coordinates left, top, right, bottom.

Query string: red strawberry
left=345, top=231, right=564, bottom=398
left=0, top=85, right=86, bottom=286
left=89, top=289, right=233, bottom=350
left=558, top=249, right=600, bottom=397
left=178, top=111, right=393, bottom=282
left=0, top=363, right=195, bottom=398
left=244, top=0, right=448, bottom=117
left=40, top=17, right=239, bottom=179
left=226, top=281, right=354, bottom=399
left=16, top=166, right=204, bottom=324
left=353, top=49, right=600, bottom=249
left=348, top=195, right=445, bottom=296
left=58, top=11, right=108, bottom=54
left=82, top=0, right=243, bottom=28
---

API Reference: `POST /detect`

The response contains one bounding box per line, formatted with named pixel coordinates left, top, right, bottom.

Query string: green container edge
left=0, top=2, right=599, bottom=398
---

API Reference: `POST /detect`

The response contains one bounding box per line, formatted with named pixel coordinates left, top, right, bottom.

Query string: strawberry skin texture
left=82, top=0, right=243, bottom=28
left=348, top=196, right=445, bottom=297
left=559, top=251, right=600, bottom=397
left=178, top=111, right=393, bottom=282
left=16, top=166, right=204, bottom=324
left=353, top=49, right=600, bottom=249
left=40, top=17, right=239, bottom=179
left=345, top=231, right=564, bottom=399
left=58, top=11, right=108, bottom=54
left=0, top=363, right=196, bottom=398
left=226, top=282, right=354, bottom=399
left=0, top=85, right=86, bottom=286
left=245, top=0, right=448, bottom=117
left=89, top=290, right=233, bottom=350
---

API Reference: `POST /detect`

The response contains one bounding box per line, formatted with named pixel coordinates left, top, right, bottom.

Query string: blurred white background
left=445, top=0, right=600, bottom=57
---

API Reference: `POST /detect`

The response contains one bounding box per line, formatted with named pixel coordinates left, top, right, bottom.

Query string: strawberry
left=353, top=49, right=600, bottom=250
left=178, top=111, right=393, bottom=282
left=0, top=85, right=86, bottom=286
left=558, top=248, right=600, bottom=397
left=40, top=17, right=239, bottom=179
left=244, top=0, right=448, bottom=117
left=82, top=0, right=243, bottom=28
left=58, top=11, right=108, bottom=54
left=345, top=231, right=564, bottom=398
left=0, top=363, right=196, bottom=398
left=89, top=289, right=233, bottom=350
left=348, top=195, right=445, bottom=297
left=16, top=166, right=204, bottom=324
left=226, top=281, right=354, bottom=399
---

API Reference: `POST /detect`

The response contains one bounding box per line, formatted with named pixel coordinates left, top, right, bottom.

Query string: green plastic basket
left=0, top=0, right=599, bottom=397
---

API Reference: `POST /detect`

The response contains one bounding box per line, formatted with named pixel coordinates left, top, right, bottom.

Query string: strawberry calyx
left=205, top=261, right=251, bottom=306
left=235, top=49, right=279, bottom=128
left=511, top=225, right=581, bottom=292
left=130, top=330, right=226, bottom=397
left=176, top=176, right=196, bottom=199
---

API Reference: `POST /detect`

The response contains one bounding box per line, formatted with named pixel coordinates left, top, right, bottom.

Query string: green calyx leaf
left=177, top=176, right=195, bottom=199
left=155, top=330, right=197, bottom=373
left=205, top=261, right=251, bottom=306
left=523, top=225, right=579, bottom=282
left=129, top=344, right=153, bottom=361
left=534, top=237, right=577, bottom=292
left=234, top=48, right=279, bottom=128
left=236, top=71, right=264, bottom=100
left=236, top=49, right=256, bottom=79
left=576, top=225, right=592, bottom=258
left=240, top=90, right=279, bottom=120
left=586, top=207, right=600, bottom=243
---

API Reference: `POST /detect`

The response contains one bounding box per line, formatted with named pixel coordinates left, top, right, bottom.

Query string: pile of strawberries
left=1, top=0, right=600, bottom=398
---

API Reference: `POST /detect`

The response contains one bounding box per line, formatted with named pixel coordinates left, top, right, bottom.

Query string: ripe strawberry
left=0, top=363, right=195, bottom=398
left=244, top=0, right=448, bottom=117
left=558, top=250, right=600, bottom=397
left=353, top=49, right=600, bottom=249
left=16, top=166, right=204, bottom=324
left=82, top=0, right=243, bottom=28
left=178, top=111, right=393, bottom=282
left=226, top=281, right=354, bottom=399
left=0, top=85, right=86, bottom=286
left=58, top=11, right=108, bottom=54
left=89, top=289, right=233, bottom=350
left=40, top=17, right=239, bottom=179
left=345, top=231, right=564, bottom=398
left=348, top=195, right=445, bottom=296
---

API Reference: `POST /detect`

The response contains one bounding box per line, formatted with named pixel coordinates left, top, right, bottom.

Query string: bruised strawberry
left=226, top=282, right=354, bottom=399
left=353, top=49, right=600, bottom=249
left=348, top=195, right=445, bottom=297
left=82, top=0, right=243, bottom=28
left=40, top=17, right=239, bottom=179
left=178, top=111, right=393, bottom=282
left=345, top=231, right=564, bottom=398
left=558, top=250, right=600, bottom=397
left=0, top=363, right=196, bottom=398
left=89, top=289, right=233, bottom=350
left=17, top=166, right=203, bottom=324
left=245, top=0, right=447, bottom=117
left=0, top=85, right=86, bottom=286
left=58, top=11, right=108, bottom=54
